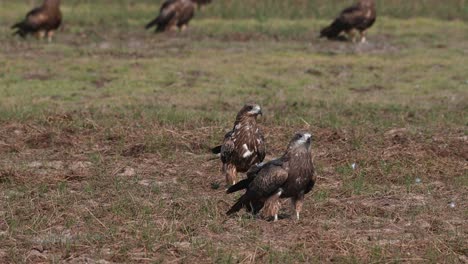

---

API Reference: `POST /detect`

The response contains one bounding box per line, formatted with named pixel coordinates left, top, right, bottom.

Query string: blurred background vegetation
left=1, top=0, right=467, bottom=24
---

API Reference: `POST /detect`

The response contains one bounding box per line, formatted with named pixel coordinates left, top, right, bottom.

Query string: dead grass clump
left=0, top=115, right=466, bottom=262
left=0, top=142, right=21, bottom=154
left=121, top=143, right=146, bottom=157
left=429, top=135, right=468, bottom=160
left=0, top=167, right=17, bottom=184
left=25, top=132, right=55, bottom=149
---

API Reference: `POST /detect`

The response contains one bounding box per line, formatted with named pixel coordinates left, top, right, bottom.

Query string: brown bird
left=212, top=103, right=265, bottom=186
left=320, top=0, right=376, bottom=43
left=226, top=132, right=315, bottom=221
left=12, top=0, right=62, bottom=42
left=145, top=0, right=199, bottom=33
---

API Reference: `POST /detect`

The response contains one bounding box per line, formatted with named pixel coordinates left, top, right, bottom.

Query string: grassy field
left=0, top=1, right=467, bottom=263
left=2, top=0, right=468, bottom=21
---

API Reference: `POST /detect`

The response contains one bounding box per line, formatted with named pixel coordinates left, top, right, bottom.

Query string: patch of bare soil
left=314, top=34, right=401, bottom=55
left=220, top=32, right=271, bottom=42
left=350, top=84, right=385, bottom=93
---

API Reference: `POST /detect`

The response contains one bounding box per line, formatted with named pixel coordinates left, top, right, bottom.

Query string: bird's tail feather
left=227, top=195, right=264, bottom=216
left=153, top=11, right=176, bottom=32
left=226, top=178, right=251, bottom=194
left=211, top=145, right=221, bottom=154
left=12, top=22, right=28, bottom=37
left=12, top=28, right=26, bottom=38
left=320, top=20, right=343, bottom=39
left=145, top=18, right=158, bottom=29
left=248, top=200, right=265, bottom=215
left=11, top=22, right=22, bottom=29
left=226, top=194, right=248, bottom=215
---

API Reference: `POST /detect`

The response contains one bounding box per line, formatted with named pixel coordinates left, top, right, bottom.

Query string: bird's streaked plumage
left=145, top=0, right=197, bottom=33
left=212, top=103, right=265, bottom=186
left=320, top=0, right=376, bottom=43
left=226, top=132, right=315, bottom=221
left=12, top=0, right=62, bottom=41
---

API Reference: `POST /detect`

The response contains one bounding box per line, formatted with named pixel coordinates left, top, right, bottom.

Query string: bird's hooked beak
left=290, top=132, right=312, bottom=149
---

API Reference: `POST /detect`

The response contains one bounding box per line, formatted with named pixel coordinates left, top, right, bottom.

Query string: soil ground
left=0, top=2, right=467, bottom=263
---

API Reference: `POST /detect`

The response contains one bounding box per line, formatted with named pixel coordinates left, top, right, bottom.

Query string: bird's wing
left=340, top=4, right=361, bottom=15
left=226, top=161, right=288, bottom=215
left=227, top=158, right=283, bottom=194
left=220, top=131, right=235, bottom=163
left=155, top=0, right=180, bottom=26
left=256, top=132, right=266, bottom=162
left=162, top=2, right=179, bottom=18
left=25, top=7, right=42, bottom=17
left=338, top=4, right=366, bottom=25
left=26, top=7, right=49, bottom=28
left=245, top=163, right=263, bottom=179
left=177, top=1, right=195, bottom=26
left=246, top=158, right=280, bottom=179
left=249, top=162, right=288, bottom=196
left=160, top=0, right=179, bottom=11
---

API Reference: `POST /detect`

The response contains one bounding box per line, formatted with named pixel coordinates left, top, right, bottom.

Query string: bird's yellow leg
left=360, top=30, right=367, bottom=43
left=47, top=31, right=55, bottom=43
left=292, top=195, right=304, bottom=220
left=347, top=29, right=358, bottom=43
left=225, top=164, right=237, bottom=186
left=344, top=30, right=350, bottom=40
left=263, top=189, right=282, bottom=221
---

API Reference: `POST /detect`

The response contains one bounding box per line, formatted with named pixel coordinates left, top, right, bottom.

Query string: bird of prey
left=212, top=103, right=265, bottom=186
left=145, top=0, right=199, bottom=33
left=320, top=0, right=376, bottom=43
left=226, top=132, right=315, bottom=221
left=12, top=0, right=62, bottom=42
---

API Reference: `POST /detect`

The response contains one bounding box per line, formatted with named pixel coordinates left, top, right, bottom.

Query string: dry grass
left=0, top=2, right=467, bottom=263
left=3, top=0, right=467, bottom=21
left=0, top=115, right=466, bottom=262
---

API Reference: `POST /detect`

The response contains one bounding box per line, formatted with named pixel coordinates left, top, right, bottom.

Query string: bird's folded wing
left=28, top=11, right=49, bottom=27
left=252, top=164, right=288, bottom=195
left=160, top=0, right=179, bottom=11
left=340, top=6, right=365, bottom=23
left=220, top=138, right=235, bottom=163
left=256, top=134, right=266, bottom=162
left=340, top=5, right=360, bottom=16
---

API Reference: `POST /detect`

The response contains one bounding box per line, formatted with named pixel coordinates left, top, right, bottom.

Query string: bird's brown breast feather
left=221, top=119, right=265, bottom=172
